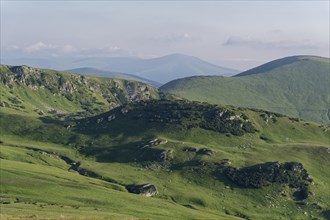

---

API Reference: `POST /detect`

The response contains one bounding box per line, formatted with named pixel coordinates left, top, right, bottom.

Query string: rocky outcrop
left=0, top=65, right=159, bottom=117
left=216, top=159, right=231, bottom=166
left=197, top=148, right=215, bottom=156
left=225, top=162, right=312, bottom=188
left=139, top=148, right=173, bottom=162
left=183, top=146, right=198, bottom=152
left=224, top=161, right=313, bottom=199
left=126, top=184, right=157, bottom=197
left=183, top=147, right=215, bottom=156
left=260, top=112, right=279, bottom=124
left=124, top=100, right=257, bottom=136
left=159, top=149, right=173, bottom=161
left=141, top=139, right=168, bottom=148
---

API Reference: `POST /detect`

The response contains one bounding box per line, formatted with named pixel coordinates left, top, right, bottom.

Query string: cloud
left=23, top=42, right=79, bottom=54
left=24, top=42, right=58, bottom=53
left=76, top=46, right=135, bottom=57
left=165, top=33, right=192, bottom=42
left=13, top=42, right=133, bottom=57
left=61, top=44, right=77, bottom=53
left=222, top=36, right=318, bottom=50
left=11, top=45, right=20, bottom=50
left=107, top=46, right=121, bottom=51
left=152, top=33, right=197, bottom=44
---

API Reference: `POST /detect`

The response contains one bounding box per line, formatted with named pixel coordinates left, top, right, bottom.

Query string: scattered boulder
left=229, top=116, right=237, bottom=121
left=121, top=108, right=128, bottom=114
left=138, top=147, right=173, bottom=162
left=126, top=184, right=157, bottom=197
left=159, top=140, right=168, bottom=145
left=279, top=190, right=288, bottom=197
left=198, top=160, right=208, bottom=166
left=259, top=135, right=269, bottom=141
left=96, top=118, right=104, bottom=123
left=48, top=109, right=59, bottom=114
left=217, top=159, right=231, bottom=166
left=197, top=148, right=215, bottom=156
left=149, top=139, right=159, bottom=145
left=141, top=139, right=168, bottom=148
left=260, top=112, right=278, bottom=124
left=108, top=114, right=116, bottom=121
left=218, top=110, right=226, bottom=117
left=159, top=149, right=173, bottom=161
left=183, top=147, right=215, bottom=156
left=183, top=146, right=197, bottom=152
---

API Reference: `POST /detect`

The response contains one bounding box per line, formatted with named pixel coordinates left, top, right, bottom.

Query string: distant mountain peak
left=163, top=53, right=188, bottom=57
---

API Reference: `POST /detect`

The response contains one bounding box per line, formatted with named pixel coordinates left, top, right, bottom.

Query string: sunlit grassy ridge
left=161, top=56, right=330, bottom=124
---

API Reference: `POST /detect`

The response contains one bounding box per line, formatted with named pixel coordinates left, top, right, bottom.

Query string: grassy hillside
left=161, top=56, right=330, bottom=124
left=0, top=65, right=159, bottom=119
left=1, top=99, right=329, bottom=219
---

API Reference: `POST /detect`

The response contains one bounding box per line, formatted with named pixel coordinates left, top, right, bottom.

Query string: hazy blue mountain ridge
left=2, top=54, right=238, bottom=84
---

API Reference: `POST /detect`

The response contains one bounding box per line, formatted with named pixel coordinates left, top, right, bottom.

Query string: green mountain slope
left=161, top=56, right=330, bottom=124
left=0, top=65, right=159, bottom=119
left=1, top=98, right=329, bottom=219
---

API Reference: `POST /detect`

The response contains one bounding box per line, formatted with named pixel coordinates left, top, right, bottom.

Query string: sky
left=1, top=1, right=329, bottom=70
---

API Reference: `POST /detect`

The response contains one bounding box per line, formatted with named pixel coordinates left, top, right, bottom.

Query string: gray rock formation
left=126, top=184, right=157, bottom=197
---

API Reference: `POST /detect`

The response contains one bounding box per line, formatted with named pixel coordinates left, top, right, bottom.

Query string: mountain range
left=161, top=55, right=330, bottom=124
left=2, top=54, right=239, bottom=84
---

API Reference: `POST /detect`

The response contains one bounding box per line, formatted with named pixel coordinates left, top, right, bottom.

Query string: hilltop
left=234, top=55, right=326, bottom=77
left=161, top=56, right=330, bottom=124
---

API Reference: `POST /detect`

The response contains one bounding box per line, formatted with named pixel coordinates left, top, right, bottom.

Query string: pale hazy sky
left=1, top=1, right=329, bottom=70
